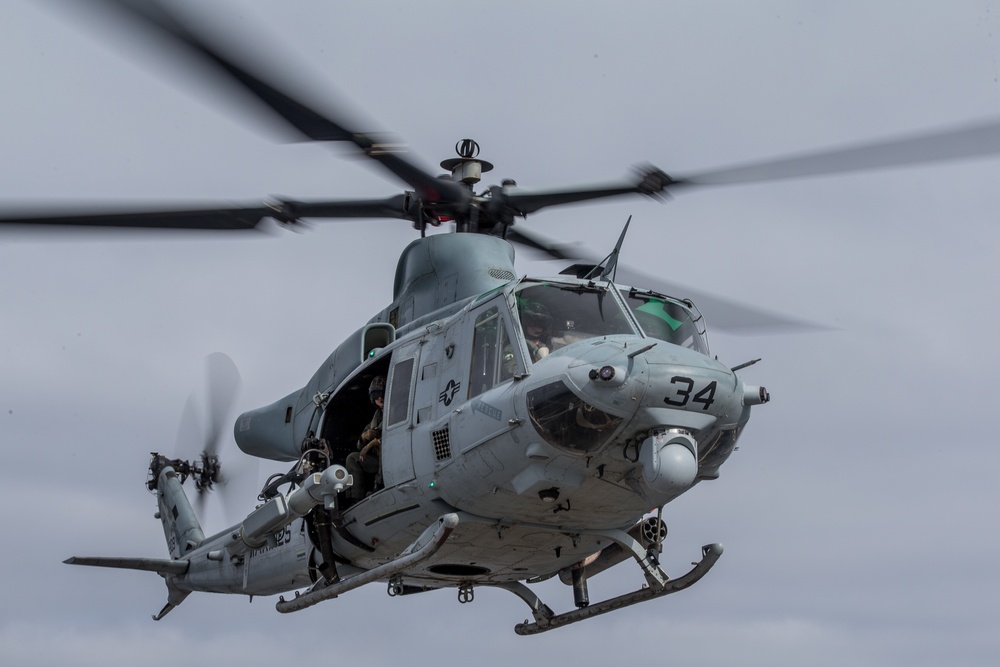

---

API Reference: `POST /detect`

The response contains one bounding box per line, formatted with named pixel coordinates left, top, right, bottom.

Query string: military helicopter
left=7, top=0, right=1000, bottom=635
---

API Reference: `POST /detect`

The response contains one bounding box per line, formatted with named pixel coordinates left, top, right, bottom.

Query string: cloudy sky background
left=2, top=1, right=999, bottom=665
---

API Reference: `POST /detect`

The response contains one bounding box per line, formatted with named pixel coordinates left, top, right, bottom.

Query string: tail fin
left=63, top=555, right=191, bottom=620
left=64, top=459, right=204, bottom=621
left=152, top=462, right=206, bottom=558
left=148, top=462, right=205, bottom=619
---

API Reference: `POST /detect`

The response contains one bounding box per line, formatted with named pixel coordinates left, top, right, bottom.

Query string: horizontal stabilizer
left=63, top=556, right=189, bottom=576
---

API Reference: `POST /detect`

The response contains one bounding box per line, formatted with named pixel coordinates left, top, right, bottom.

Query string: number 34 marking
left=663, top=376, right=717, bottom=410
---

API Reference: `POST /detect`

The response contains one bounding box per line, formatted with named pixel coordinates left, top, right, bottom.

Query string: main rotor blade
left=291, top=195, right=414, bottom=221
left=500, top=184, right=640, bottom=216
left=70, top=0, right=464, bottom=204
left=670, top=118, right=1000, bottom=188
left=610, top=264, right=822, bottom=332
left=505, top=228, right=581, bottom=260
left=0, top=195, right=414, bottom=231
left=510, top=226, right=819, bottom=333
left=496, top=166, right=672, bottom=217
left=0, top=205, right=270, bottom=230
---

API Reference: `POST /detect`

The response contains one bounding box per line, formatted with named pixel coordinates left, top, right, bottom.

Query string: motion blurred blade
left=174, top=394, right=202, bottom=462
left=0, top=205, right=270, bottom=231
left=291, top=194, right=413, bottom=220
left=511, top=228, right=819, bottom=333
left=72, top=0, right=465, bottom=205
left=83, top=0, right=357, bottom=142
left=497, top=166, right=672, bottom=217
left=194, top=485, right=209, bottom=519
left=506, top=227, right=581, bottom=260
left=216, top=454, right=261, bottom=527
left=610, top=264, right=822, bottom=333
left=203, top=352, right=241, bottom=458
left=670, top=118, right=1000, bottom=188
left=0, top=195, right=415, bottom=232
left=500, top=184, right=638, bottom=216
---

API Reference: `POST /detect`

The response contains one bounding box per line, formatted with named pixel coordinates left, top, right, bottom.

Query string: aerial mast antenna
left=584, top=215, right=632, bottom=282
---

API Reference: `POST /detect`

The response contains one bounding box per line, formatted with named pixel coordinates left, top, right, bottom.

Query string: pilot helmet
left=520, top=301, right=551, bottom=331
left=369, top=376, right=386, bottom=404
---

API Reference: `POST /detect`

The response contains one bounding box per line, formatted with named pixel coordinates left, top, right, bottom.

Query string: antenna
left=584, top=216, right=632, bottom=282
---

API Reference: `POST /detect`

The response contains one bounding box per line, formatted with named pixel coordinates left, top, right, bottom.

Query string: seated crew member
left=345, top=376, right=384, bottom=503
left=520, top=302, right=552, bottom=362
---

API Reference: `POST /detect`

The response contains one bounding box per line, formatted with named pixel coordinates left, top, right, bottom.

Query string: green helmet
left=369, top=376, right=386, bottom=404
left=521, top=301, right=551, bottom=330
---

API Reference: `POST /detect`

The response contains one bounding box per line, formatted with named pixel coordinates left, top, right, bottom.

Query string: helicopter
left=7, top=1, right=1000, bottom=636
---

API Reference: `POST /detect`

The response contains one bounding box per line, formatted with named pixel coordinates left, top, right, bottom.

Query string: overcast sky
left=2, top=1, right=999, bottom=665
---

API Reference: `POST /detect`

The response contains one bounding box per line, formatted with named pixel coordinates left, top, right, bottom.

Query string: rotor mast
left=439, top=138, right=494, bottom=234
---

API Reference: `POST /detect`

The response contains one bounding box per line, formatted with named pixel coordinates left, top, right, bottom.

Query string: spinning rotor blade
left=202, top=352, right=258, bottom=526
left=73, top=0, right=465, bottom=207
left=491, top=166, right=672, bottom=218
left=487, top=116, right=1000, bottom=224
left=203, top=352, right=241, bottom=459
left=668, top=118, right=1000, bottom=189
left=172, top=353, right=258, bottom=526
left=0, top=195, right=413, bottom=231
left=510, top=226, right=818, bottom=333
left=0, top=205, right=270, bottom=231
left=610, top=263, right=820, bottom=333
left=174, top=394, right=202, bottom=458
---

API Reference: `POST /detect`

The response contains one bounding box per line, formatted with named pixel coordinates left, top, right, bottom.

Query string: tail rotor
left=151, top=352, right=256, bottom=527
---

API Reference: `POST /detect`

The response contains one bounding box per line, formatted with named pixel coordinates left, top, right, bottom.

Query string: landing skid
left=275, top=513, right=459, bottom=613
left=511, top=543, right=723, bottom=636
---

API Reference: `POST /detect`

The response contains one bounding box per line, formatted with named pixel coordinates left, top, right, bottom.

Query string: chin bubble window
left=527, top=381, right=622, bottom=452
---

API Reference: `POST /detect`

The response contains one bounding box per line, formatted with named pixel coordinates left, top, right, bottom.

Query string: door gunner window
left=387, top=357, right=415, bottom=426
left=469, top=306, right=516, bottom=399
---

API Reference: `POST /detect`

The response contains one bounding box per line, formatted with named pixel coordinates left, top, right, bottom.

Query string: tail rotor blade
left=171, top=353, right=245, bottom=526
left=203, top=352, right=241, bottom=458
left=174, top=394, right=201, bottom=463
left=216, top=455, right=261, bottom=527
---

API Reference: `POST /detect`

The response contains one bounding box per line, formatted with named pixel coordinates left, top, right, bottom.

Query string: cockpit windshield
left=514, top=282, right=636, bottom=361
left=620, top=289, right=710, bottom=355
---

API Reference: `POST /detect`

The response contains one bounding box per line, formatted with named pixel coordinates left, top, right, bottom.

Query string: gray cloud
left=2, top=1, right=998, bottom=665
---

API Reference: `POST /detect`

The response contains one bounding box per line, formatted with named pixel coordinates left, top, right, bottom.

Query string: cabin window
left=527, top=381, right=623, bottom=452
left=387, top=357, right=415, bottom=426
left=619, top=290, right=709, bottom=355
left=361, top=323, right=395, bottom=362
left=469, top=306, right=517, bottom=399
left=514, top=282, right=635, bottom=362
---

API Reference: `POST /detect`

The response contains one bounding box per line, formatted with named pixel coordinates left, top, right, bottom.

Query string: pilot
left=520, top=302, right=552, bottom=362
left=345, top=376, right=385, bottom=504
